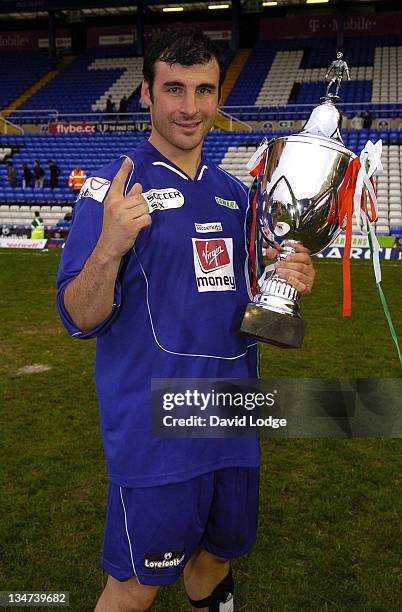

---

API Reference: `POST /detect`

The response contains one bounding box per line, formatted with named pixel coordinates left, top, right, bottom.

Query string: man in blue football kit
left=56, top=30, right=315, bottom=611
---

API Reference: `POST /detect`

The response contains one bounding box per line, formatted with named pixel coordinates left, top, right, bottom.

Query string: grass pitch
left=0, top=250, right=401, bottom=611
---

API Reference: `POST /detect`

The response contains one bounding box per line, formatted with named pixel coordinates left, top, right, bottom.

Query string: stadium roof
left=0, top=0, right=396, bottom=20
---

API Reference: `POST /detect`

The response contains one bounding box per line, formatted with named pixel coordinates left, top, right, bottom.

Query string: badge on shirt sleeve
left=77, top=177, right=111, bottom=203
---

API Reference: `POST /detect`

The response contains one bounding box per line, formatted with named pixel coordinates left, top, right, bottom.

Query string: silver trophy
left=240, top=57, right=354, bottom=348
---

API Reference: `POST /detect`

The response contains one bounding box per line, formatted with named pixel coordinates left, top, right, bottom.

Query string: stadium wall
left=260, top=10, right=402, bottom=40
left=0, top=29, right=71, bottom=49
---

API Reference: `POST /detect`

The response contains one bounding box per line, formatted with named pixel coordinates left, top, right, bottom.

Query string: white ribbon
left=353, top=140, right=383, bottom=283
left=246, top=140, right=269, bottom=174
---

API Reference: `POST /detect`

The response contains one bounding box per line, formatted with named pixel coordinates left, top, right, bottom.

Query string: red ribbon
left=249, top=152, right=267, bottom=296
left=338, top=157, right=361, bottom=317
left=250, top=190, right=258, bottom=296
left=250, top=157, right=265, bottom=178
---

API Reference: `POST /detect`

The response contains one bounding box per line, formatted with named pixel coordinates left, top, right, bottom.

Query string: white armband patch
left=77, top=177, right=111, bottom=203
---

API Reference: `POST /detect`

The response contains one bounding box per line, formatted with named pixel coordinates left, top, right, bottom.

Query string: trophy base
left=239, top=303, right=307, bottom=349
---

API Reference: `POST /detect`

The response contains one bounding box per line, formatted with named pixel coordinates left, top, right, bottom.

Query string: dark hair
left=143, top=28, right=226, bottom=99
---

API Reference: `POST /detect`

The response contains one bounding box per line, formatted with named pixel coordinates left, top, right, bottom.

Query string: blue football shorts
left=101, top=467, right=260, bottom=586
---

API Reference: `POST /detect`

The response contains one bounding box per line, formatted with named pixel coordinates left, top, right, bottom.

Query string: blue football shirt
left=56, top=138, right=260, bottom=487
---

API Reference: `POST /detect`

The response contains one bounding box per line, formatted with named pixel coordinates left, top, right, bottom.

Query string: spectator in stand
left=106, top=95, right=115, bottom=115
left=47, top=159, right=61, bottom=189
left=22, top=162, right=33, bottom=188
left=34, top=160, right=45, bottom=188
left=69, top=165, right=87, bottom=198
left=6, top=161, right=17, bottom=188
left=119, top=95, right=128, bottom=120
left=351, top=112, right=364, bottom=129
left=363, top=110, right=373, bottom=129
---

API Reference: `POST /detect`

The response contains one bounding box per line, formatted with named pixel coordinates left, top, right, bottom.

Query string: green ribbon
left=366, top=213, right=402, bottom=369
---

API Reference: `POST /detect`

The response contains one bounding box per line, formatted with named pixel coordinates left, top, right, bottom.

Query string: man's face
left=141, top=59, right=220, bottom=154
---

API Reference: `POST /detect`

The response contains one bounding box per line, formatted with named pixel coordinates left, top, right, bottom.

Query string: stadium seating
left=9, top=47, right=142, bottom=118
left=0, top=50, right=50, bottom=111
left=225, top=35, right=402, bottom=120
left=0, top=203, right=72, bottom=228
left=5, top=44, right=233, bottom=122
left=89, top=56, right=143, bottom=111
left=1, top=37, right=402, bottom=123
left=372, top=46, right=402, bottom=104
left=0, top=130, right=401, bottom=235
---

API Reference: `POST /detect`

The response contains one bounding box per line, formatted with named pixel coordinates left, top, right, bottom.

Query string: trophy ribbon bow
left=354, top=140, right=382, bottom=283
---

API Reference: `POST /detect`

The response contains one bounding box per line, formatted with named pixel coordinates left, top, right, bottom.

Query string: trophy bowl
left=261, top=133, right=352, bottom=253
left=240, top=101, right=355, bottom=349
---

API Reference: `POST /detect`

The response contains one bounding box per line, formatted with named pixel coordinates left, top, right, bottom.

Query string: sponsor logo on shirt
left=192, top=238, right=236, bottom=292
left=194, top=222, right=223, bottom=233
left=215, top=196, right=239, bottom=210
left=77, top=177, right=111, bottom=203
left=143, top=188, right=184, bottom=212
left=144, top=549, right=185, bottom=569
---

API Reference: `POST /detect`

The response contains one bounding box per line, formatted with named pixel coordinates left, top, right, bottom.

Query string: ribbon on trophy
left=338, top=140, right=402, bottom=365
left=323, top=138, right=401, bottom=367
left=247, top=141, right=269, bottom=296
left=246, top=141, right=270, bottom=373
left=338, top=141, right=379, bottom=316
left=337, top=155, right=361, bottom=316
left=353, top=140, right=382, bottom=283
left=359, top=142, right=402, bottom=367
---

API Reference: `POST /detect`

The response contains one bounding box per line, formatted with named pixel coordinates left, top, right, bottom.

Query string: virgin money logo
left=195, top=239, right=230, bottom=272
left=192, top=238, right=235, bottom=292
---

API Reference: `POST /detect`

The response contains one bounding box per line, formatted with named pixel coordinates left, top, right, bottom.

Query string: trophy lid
left=301, top=100, right=344, bottom=143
